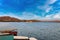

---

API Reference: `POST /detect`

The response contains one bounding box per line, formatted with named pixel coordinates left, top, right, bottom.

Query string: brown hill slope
left=0, top=16, right=21, bottom=22
left=1, top=16, right=60, bottom=22
left=0, top=16, right=40, bottom=22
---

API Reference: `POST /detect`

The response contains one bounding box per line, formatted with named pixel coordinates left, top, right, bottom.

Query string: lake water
left=0, top=22, right=60, bottom=40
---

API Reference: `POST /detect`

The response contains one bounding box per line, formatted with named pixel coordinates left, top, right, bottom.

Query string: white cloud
left=45, top=0, right=57, bottom=13
left=49, top=0, right=57, bottom=4
left=20, top=12, right=34, bottom=20
left=37, top=0, right=57, bottom=13
left=0, top=12, right=21, bottom=19
left=20, top=12, right=41, bottom=20
left=0, top=12, right=41, bottom=20
left=39, top=14, right=53, bottom=20
left=37, top=4, right=51, bottom=13
left=43, top=12, right=60, bottom=20
left=53, top=13, right=60, bottom=18
left=46, top=6, right=52, bottom=13
left=0, top=11, right=60, bottom=20
left=32, top=15, right=42, bottom=20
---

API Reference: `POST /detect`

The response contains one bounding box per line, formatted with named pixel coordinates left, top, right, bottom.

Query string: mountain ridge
left=0, top=16, right=40, bottom=22
left=0, top=16, right=60, bottom=22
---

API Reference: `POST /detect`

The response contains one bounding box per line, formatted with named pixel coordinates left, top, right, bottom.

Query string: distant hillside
left=0, top=16, right=22, bottom=22
left=0, top=16, right=40, bottom=22
left=0, top=16, right=60, bottom=22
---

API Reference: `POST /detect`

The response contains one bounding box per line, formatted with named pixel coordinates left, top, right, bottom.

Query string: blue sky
left=0, top=0, right=60, bottom=20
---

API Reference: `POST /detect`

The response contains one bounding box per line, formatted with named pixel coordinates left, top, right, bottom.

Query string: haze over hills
left=0, top=16, right=40, bottom=22
left=0, top=16, right=60, bottom=22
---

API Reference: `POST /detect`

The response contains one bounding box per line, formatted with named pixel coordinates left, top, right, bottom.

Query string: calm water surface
left=0, top=22, right=60, bottom=40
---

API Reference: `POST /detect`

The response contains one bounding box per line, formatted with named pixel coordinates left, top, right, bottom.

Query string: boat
left=14, top=36, right=29, bottom=40
left=0, top=29, right=17, bottom=36
left=14, top=36, right=37, bottom=40
left=0, top=29, right=37, bottom=40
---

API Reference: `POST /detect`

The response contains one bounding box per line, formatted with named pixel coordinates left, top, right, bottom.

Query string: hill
left=0, top=16, right=22, bottom=22
left=0, top=16, right=40, bottom=22
left=0, top=16, right=60, bottom=22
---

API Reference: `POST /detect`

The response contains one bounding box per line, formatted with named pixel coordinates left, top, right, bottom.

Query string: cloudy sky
left=0, top=0, right=60, bottom=20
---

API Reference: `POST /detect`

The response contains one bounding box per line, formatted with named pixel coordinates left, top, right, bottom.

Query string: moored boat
left=0, top=29, right=17, bottom=36
left=14, top=36, right=37, bottom=40
left=0, top=29, right=37, bottom=40
left=14, top=36, right=29, bottom=40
